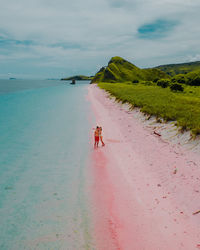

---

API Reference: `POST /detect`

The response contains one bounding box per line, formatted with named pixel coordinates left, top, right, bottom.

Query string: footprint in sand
left=107, top=139, right=121, bottom=143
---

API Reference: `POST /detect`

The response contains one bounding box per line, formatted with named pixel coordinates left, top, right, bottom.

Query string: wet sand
left=88, top=84, right=200, bottom=250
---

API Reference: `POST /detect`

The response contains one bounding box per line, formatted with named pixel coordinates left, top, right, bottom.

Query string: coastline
left=0, top=84, right=95, bottom=249
left=88, top=84, right=200, bottom=250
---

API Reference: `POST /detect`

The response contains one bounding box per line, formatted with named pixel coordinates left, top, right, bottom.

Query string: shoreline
left=88, top=84, right=200, bottom=250
left=116, top=102, right=200, bottom=154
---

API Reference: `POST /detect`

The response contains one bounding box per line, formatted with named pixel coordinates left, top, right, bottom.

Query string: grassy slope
left=91, top=56, right=169, bottom=83
left=93, top=56, right=200, bottom=135
left=98, top=82, right=200, bottom=136
left=155, top=61, right=200, bottom=76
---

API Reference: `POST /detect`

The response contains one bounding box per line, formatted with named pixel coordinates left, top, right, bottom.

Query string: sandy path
left=88, top=84, right=200, bottom=250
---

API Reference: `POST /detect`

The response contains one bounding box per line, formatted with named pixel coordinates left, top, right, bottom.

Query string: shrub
left=171, top=78, right=177, bottom=83
left=153, top=78, right=159, bottom=83
left=192, top=128, right=200, bottom=138
left=174, top=74, right=186, bottom=84
left=170, top=83, right=184, bottom=92
left=157, top=79, right=170, bottom=88
left=188, top=76, right=200, bottom=86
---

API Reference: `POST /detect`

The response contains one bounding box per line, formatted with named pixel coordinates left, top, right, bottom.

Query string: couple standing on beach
left=94, top=126, right=105, bottom=148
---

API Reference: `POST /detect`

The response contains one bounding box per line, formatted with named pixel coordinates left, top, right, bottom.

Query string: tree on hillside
left=157, top=79, right=171, bottom=88
left=170, top=83, right=184, bottom=92
left=188, top=76, right=200, bottom=86
left=173, top=74, right=186, bottom=84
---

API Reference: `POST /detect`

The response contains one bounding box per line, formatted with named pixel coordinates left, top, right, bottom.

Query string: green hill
left=61, top=75, right=93, bottom=81
left=92, top=56, right=200, bottom=136
left=154, top=61, right=200, bottom=76
left=91, top=56, right=169, bottom=83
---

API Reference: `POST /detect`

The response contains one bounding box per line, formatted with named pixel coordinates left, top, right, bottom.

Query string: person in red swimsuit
left=99, top=127, right=105, bottom=146
left=94, top=126, right=100, bottom=148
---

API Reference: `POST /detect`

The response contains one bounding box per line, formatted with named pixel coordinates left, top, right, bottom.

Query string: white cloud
left=0, top=0, right=200, bottom=77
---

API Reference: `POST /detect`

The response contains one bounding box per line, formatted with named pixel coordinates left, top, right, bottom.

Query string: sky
left=0, top=0, right=200, bottom=79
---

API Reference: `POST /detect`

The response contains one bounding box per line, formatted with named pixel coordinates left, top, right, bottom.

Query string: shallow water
left=0, top=80, right=95, bottom=249
left=0, top=79, right=61, bottom=94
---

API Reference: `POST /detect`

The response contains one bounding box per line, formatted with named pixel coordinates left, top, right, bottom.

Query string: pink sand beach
left=88, top=84, right=200, bottom=250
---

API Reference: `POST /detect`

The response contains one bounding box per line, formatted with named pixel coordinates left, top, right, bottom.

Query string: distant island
left=61, top=75, right=93, bottom=81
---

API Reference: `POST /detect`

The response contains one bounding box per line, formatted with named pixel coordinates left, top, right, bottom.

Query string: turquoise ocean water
left=0, top=80, right=95, bottom=249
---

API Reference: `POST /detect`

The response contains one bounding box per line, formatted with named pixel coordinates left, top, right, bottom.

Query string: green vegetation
left=172, top=70, right=200, bottom=86
left=157, top=79, right=171, bottom=88
left=92, top=56, right=200, bottom=136
left=155, top=61, right=200, bottom=76
left=170, top=83, right=184, bottom=92
left=61, top=75, right=93, bottom=81
left=91, top=56, right=169, bottom=83
left=91, top=56, right=200, bottom=87
left=98, top=82, right=200, bottom=137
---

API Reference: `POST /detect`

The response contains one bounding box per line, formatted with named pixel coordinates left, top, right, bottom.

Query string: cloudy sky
left=0, top=0, right=200, bottom=79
